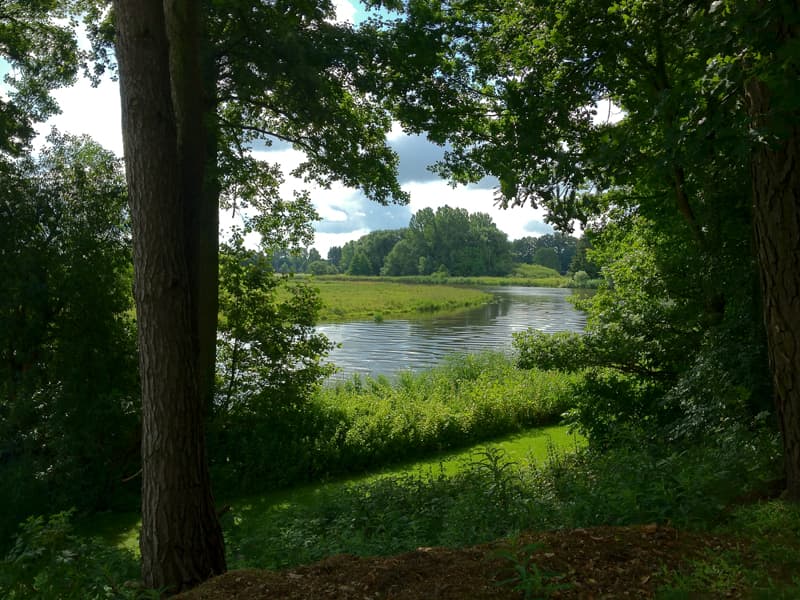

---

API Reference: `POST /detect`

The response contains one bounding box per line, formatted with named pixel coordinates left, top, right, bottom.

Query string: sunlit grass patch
left=310, top=279, right=493, bottom=322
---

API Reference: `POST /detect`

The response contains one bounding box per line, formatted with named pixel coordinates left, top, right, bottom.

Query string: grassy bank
left=5, top=350, right=792, bottom=599
left=209, top=352, right=582, bottom=493
left=308, top=278, right=494, bottom=322
left=223, top=428, right=781, bottom=572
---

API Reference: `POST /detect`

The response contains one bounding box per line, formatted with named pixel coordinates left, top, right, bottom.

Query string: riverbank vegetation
left=210, top=352, right=579, bottom=493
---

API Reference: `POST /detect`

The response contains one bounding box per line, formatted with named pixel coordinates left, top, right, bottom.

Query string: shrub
left=0, top=511, right=154, bottom=600
left=224, top=422, right=779, bottom=571
left=212, top=352, right=581, bottom=495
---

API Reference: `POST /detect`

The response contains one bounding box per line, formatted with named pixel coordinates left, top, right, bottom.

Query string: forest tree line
left=276, top=206, right=596, bottom=277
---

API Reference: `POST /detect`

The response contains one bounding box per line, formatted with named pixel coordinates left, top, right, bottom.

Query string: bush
left=0, top=511, right=154, bottom=600
left=224, top=422, right=780, bottom=570
left=211, top=352, right=581, bottom=495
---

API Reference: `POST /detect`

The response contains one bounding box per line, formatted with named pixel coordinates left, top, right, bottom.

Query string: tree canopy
left=380, top=0, right=798, bottom=496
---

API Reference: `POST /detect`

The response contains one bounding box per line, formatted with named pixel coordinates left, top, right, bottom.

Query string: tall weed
left=212, top=352, right=580, bottom=495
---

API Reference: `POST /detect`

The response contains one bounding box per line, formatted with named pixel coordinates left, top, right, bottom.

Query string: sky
left=6, top=1, right=557, bottom=257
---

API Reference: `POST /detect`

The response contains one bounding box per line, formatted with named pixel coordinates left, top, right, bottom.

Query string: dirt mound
left=177, top=525, right=743, bottom=599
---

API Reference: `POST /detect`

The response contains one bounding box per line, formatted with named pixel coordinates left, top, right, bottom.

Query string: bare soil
left=177, top=524, right=748, bottom=599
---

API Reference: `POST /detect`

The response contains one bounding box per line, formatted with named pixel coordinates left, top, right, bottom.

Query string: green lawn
left=92, top=424, right=582, bottom=555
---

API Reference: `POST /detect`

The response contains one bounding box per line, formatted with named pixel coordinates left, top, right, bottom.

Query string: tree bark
left=113, top=0, right=226, bottom=591
left=746, top=18, right=800, bottom=499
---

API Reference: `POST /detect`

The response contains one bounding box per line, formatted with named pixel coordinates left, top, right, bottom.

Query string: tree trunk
left=164, top=0, right=221, bottom=417
left=747, top=73, right=800, bottom=499
left=113, top=0, right=226, bottom=591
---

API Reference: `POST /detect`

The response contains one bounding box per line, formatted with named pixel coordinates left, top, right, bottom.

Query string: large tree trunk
left=749, top=100, right=800, bottom=500
left=113, top=0, right=226, bottom=591
left=746, top=8, right=800, bottom=499
left=164, top=0, right=220, bottom=417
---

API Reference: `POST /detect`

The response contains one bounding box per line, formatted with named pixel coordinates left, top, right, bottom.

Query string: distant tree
left=270, top=248, right=307, bottom=273
left=394, top=206, right=512, bottom=276
left=534, top=233, right=577, bottom=274
left=569, top=236, right=600, bottom=278
left=511, top=237, right=538, bottom=264
left=347, top=249, right=373, bottom=276
left=532, top=247, right=560, bottom=272
left=307, top=247, right=322, bottom=263
left=467, top=211, right=513, bottom=275
left=327, top=246, right=342, bottom=267
left=381, top=239, right=419, bottom=275
left=308, top=260, right=337, bottom=275
left=360, top=229, right=405, bottom=275
left=339, top=240, right=355, bottom=273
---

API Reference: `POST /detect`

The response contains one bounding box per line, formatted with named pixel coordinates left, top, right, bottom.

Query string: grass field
left=310, top=279, right=494, bottom=322
left=307, top=265, right=573, bottom=322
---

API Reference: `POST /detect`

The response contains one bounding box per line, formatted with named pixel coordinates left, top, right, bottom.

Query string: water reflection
left=317, top=286, right=586, bottom=380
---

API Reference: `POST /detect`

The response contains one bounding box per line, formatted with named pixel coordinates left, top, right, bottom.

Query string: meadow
left=307, top=279, right=494, bottom=322
left=307, top=263, right=576, bottom=322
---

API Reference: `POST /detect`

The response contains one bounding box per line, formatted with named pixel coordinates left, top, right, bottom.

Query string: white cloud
left=593, top=98, right=625, bottom=125
left=333, top=0, right=357, bottom=23
left=35, top=74, right=122, bottom=155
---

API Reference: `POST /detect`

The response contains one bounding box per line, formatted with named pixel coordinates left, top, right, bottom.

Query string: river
left=317, top=286, right=586, bottom=380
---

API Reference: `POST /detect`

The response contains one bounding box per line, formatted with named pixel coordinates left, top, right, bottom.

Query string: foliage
left=0, top=510, right=154, bottom=600
left=211, top=234, right=335, bottom=490
left=375, top=0, right=776, bottom=458
left=513, top=212, right=770, bottom=447
left=0, top=0, right=81, bottom=154
left=0, top=133, right=138, bottom=549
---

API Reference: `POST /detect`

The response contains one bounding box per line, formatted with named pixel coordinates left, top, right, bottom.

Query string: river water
left=317, top=286, right=586, bottom=380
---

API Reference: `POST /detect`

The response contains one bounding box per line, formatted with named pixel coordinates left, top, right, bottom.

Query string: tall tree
left=108, top=0, right=409, bottom=589
left=742, top=0, right=800, bottom=498
left=112, top=0, right=226, bottom=590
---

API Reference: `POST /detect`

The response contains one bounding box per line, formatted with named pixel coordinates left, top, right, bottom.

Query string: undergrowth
left=224, top=424, right=781, bottom=571
left=2, top=423, right=787, bottom=598
left=210, top=352, right=580, bottom=494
